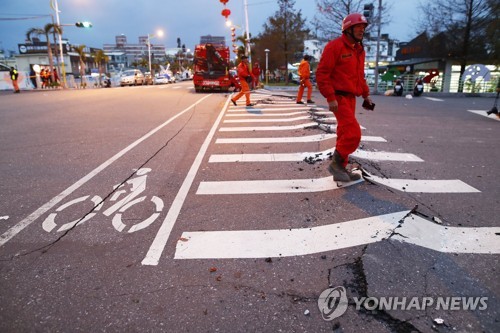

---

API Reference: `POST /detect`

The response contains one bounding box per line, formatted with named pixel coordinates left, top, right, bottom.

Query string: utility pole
left=51, top=0, right=66, bottom=88
left=243, top=0, right=251, bottom=64
left=373, top=0, right=382, bottom=95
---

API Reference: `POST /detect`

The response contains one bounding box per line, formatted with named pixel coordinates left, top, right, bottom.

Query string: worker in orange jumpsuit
left=231, top=55, right=255, bottom=107
left=296, top=54, right=314, bottom=104
left=316, top=13, right=374, bottom=182
left=252, top=62, right=261, bottom=89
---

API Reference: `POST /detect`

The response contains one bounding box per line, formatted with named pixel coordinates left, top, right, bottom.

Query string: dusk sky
left=0, top=0, right=420, bottom=54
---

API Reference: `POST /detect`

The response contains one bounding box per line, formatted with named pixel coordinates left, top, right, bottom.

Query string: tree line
left=249, top=0, right=498, bottom=80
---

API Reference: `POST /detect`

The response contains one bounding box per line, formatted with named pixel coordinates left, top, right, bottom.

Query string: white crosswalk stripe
left=216, top=134, right=386, bottom=144
left=167, top=94, right=487, bottom=261
left=175, top=212, right=500, bottom=259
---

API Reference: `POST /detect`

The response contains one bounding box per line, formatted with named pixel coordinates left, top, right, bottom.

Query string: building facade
left=103, top=34, right=166, bottom=68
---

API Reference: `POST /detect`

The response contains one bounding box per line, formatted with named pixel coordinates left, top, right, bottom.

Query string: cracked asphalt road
left=0, top=86, right=498, bottom=332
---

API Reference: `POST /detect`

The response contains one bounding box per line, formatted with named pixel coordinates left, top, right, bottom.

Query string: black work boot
left=328, top=151, right=351, bottom=182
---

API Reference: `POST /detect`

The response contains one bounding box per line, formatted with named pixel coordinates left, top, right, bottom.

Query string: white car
left=154, top=74, right=171, bottom=85
left=120, top=69, right=145, bottom=86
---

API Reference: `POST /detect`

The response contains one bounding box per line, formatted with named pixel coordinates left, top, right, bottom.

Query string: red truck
left=193, top=43, right=232, bottom=92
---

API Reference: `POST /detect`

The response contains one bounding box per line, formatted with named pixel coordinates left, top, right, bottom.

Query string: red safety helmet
left=342, top=13, right=368, bottom=32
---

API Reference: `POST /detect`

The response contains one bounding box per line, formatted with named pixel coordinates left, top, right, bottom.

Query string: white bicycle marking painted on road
left=0, top=95, right=212, bottom=248
left=174, top=211, right=500, bottom=259
left=42, top=168, right=164, bottom=233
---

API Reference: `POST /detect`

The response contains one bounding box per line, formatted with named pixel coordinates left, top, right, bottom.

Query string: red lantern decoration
left=221, top=8, right=231, bottom=19
left=220, top=0, right=229, bottom=5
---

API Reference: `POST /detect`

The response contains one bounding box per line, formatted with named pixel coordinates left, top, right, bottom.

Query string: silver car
left=120, top=69, right=145, bottom=86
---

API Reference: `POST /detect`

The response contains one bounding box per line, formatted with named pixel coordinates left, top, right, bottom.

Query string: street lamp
left=147, top=29, right=164, bottom=79
left=265, top=49, right=270, bottom=85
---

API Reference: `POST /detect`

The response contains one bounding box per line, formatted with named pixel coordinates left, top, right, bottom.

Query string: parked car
left=144, top=72, right=153, bottom=85
left=154, top=74, right=171, bottom=85
left=120, top=69, right=145, bottom=86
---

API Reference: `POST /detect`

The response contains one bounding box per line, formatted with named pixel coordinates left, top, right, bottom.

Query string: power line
left=0, top=13, right=51, bottom=21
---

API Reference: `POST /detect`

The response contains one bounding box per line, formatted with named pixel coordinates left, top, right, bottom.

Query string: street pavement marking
left=424, top=97, right=444, bottom=102
left=220, top=122, right=319, bottom=132
left=226, top=111, right=310, bottom=117
left=196, top=170, right=479, bottom=195
left=224, top=115, right=314, bottom=123
left=0, top=94, right=214, bottom=249
left=196, top=174, right=363, bottom=195
left=141, top=97, right=231, bottom=266
left=174, top=211, right=500, bottom=259
left=208, top=148, right=424, bottom=163
left=363, top=171, right=480, bottom=193
left=216, top=134, right=386, bottom=144
left=468, top=110, right=500, bottom=121
left=229, top=106, right=315, bottom=112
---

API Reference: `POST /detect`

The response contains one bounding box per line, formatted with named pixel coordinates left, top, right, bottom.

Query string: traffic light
left=363, top=4, right=374, bottom=20
left=75, top=21, right=92, bottom=28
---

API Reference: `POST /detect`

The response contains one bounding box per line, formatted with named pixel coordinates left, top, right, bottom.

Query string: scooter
left=413, top=78, right=424, bottom=96
left=103, top=76, right=111, bottom=88
left=394, top=79, right=403, bottom=96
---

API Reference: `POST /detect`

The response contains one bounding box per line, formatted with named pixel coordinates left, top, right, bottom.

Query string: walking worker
left=316, top=13, right=374, bottom=182
left=9, top=67, right=20, bottom=93
left=252, top=62, right=261, bottom=88
left=231, top=55, right=255, bottom=107
left=296, top=54, right=314, bottom=104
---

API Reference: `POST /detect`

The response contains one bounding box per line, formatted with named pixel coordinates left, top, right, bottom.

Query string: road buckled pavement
left=170, top=90, right=500, bottom=260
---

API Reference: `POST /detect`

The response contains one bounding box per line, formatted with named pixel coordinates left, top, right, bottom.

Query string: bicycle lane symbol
left=42, top=168, right=164, bottom=234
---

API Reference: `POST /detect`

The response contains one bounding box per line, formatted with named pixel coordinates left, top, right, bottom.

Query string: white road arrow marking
left=174, top=211, right=500, bottom=258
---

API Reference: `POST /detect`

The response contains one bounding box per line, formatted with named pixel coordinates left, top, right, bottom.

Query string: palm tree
left=26, top=23, right=62, bottom=83
left=92, top=49, right=109, bottom=87
left=73, top=45, right=87, bottom=88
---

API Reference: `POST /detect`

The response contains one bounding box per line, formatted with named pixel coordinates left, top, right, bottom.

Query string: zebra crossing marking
left=208, top=149, right=424, bottom=163
left=216, top=134, right=386, bottom=144
left=219, top=122, right=319, bottom=132
left=174, top=211, right=500, bottom=259
left=468, top=110, right=500, bottom=121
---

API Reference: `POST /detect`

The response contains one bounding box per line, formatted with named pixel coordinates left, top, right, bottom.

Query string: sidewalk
left=263, top=85, right=497, bottom=98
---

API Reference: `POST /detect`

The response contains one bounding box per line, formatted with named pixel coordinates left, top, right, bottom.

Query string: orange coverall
left=232, top=61, right=253, bottom=105
left=316, top=34, right=369, bottom=167
left=296, top=59, right=312, bottom=102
